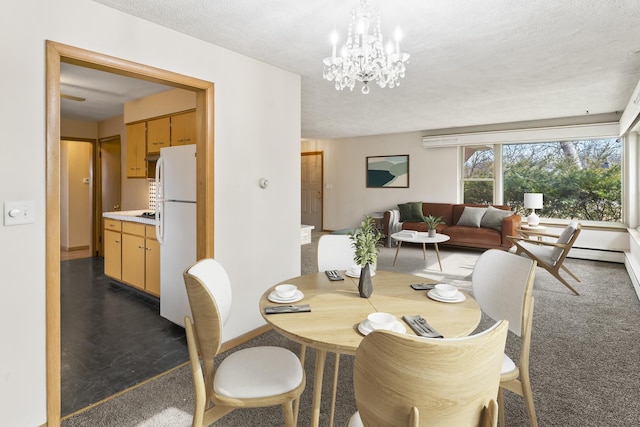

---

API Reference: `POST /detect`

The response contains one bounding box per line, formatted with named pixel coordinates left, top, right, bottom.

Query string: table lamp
left=524, top=193, right=543, bottom=226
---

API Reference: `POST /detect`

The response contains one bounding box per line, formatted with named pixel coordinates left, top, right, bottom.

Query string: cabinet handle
left=115, top=240, right=120, bottom=243
left=145, top=247, right=152, bottom=251
left=138, top=245, right=145, bottom=249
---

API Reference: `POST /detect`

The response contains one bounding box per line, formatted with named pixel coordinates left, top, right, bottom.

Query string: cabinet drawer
left=104, top=219, right=121, bottom=231
left=122, top=222, right=145, bottom=236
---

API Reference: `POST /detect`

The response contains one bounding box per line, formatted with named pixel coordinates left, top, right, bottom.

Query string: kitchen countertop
left=103, top=210, right=158, bottom=225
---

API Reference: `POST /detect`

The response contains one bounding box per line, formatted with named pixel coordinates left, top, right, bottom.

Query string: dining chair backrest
left=353, top=320, right=508, bottom=427
left=472, top=249, right=536, bottom=337
left=183, top=258, right=233, bottom=358
left=317, top=234, right=356, bottom=272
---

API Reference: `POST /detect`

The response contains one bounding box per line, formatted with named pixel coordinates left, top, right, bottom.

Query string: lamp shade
left=523, top=193, right=543, bottom=209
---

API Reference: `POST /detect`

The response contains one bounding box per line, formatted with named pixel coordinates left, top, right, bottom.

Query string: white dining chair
left=183, top=258, right=305, bottom=427
left=315, top=233, right=357, bottom=426
left=317, top=234, right=356, bottom=272
left=472, top=249, right=538, bottom=427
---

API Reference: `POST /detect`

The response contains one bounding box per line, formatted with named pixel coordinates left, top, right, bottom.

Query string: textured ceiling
left=73, top=0, right=640, bottom=139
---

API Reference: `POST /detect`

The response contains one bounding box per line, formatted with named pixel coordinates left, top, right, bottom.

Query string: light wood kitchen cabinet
left=122, top=222, right=146, bottom=290
left=171, top=111, right=196, bottom=146
left=147, top=116, right=171, bottom=153
left=110, top=221, right=160, bottom=296
left=103, top=219, right=122, bottom=280
left=126, top=122, right=147, bottom=178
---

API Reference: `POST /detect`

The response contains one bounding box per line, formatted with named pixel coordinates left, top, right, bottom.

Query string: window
left=462, top=138, right=622, bottom=222
left=463, top=146, right=494, bottom=204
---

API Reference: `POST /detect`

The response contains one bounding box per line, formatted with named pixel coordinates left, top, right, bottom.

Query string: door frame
left=95, top=135, right=122, bottom=257
left=301, top=151, right=323, bottom=231
left=46, top=41, right=215, bottom=426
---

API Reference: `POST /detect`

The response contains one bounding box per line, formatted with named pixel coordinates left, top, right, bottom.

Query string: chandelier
left=322, top=0, right=410, bottom=94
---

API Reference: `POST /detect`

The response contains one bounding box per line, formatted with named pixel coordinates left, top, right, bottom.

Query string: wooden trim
left=46, top=40, right=215, bottom=426
left=46, top=41, right=62, bottom=427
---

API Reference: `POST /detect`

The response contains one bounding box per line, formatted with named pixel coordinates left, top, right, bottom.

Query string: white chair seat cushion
left=347, top=411, right=364, bottom=427
left=501, top=352, right=517, bottom=375
left=214, top=346, right=303, bottom=399
left=517, top=241, right=556, bottom=266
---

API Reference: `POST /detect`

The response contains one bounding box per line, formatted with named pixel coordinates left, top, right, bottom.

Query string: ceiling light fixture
left=322, top=0, right=410, bottom=94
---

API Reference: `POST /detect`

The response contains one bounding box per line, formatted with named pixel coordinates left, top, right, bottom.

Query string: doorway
left=46, top=41, right=215, bottom=427
left=60, top=139, right=94, bottom=261
left=97, top=135, right=122, bottom=257
left=301, top=151, right=323, bottom=231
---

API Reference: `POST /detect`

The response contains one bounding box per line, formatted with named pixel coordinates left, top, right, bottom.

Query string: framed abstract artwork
left=366, top=155, right=409, bottom=188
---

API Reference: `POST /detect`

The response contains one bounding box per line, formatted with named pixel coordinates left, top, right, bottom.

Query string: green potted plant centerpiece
left=348, top=216, right=385, bottom=298
left=424, top=215, right=445, bottom=238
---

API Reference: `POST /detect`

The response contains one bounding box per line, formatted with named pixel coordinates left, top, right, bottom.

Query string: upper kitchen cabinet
left=147, top=116, right=171, bottom=153
left=126, top=122, right=147, bottom=178
left=171, top=110, right=196, bottom=146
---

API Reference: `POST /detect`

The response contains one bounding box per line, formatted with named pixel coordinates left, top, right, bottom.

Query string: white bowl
left=275, top=284, right=297, bottom=299
left=367, top=312, right=396, bottom=330
left=435, top=284, right=458, bottom=299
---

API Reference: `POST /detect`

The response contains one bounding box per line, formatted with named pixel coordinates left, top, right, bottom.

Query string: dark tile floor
left=60, top=257, right=189, bottom=416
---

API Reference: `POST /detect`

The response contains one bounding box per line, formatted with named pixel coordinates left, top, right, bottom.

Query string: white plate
left=428, top=289, right=466, bottom=303
left=358, top=319, right=406, bottom=336
left=345, top=269, right=377, bottom=278
left=268, top=290, right=304, bottom=303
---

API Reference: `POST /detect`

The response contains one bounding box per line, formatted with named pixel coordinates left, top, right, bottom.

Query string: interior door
left=99, top=136, right=121, bottom=256
left=301, top=152, right=323, bottom=230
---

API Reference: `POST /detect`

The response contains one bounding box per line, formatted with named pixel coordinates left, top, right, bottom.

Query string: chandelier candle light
left=524, top=193, right=544, bottom=226
left=322, top=0, right=410, bottom=94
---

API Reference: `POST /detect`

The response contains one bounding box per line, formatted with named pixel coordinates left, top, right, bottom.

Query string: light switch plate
left=4, top=200, right=35, bottom=226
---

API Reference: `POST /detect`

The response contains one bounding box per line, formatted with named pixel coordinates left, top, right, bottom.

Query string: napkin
left=264, top=304, right=311, bottom=314
left=402, top=315, right=443, bottom=338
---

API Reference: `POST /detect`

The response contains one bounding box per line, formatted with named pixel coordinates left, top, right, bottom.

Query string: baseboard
left=61, top=245, right=90, bottom=252
left=624, top=252, right=640, bottom=302
left=568, top=247, right=625, bottom=263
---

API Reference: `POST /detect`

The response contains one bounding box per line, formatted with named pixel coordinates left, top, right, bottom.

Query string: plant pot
left=428, top=229, right=436, bottom=238
left=358, top=263, right=373, bottom=298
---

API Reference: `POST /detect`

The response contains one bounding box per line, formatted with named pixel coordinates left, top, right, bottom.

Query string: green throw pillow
left=398, top=202, right=424, bottom=222
left=409, top=202, right=425, bottom=222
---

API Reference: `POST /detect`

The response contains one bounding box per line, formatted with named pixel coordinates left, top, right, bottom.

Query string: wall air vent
left=422, top=137, right=459, bottom=148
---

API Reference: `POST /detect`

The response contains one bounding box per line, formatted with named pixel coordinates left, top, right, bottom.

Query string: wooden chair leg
left=293, top=344, right=307, bottom=426
left=329, top=353, right=340, bottom=427
left=282, top=400, right=295, bottom=427
left=552, top=270, right=580, bottom=295
left=497, top=387, right=506, bottom=427
left=560, top=263, right=581, bottom=282
left=520, top=373, right=538, bottom=427
left=481, top=400, right=498, bottom=427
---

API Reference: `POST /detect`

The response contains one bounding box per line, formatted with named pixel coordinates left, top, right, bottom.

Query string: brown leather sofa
left=383, top=202, right=521, bottom=250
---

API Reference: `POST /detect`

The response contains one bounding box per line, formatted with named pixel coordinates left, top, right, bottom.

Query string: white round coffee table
left=391, top=232, right=451, bottom=271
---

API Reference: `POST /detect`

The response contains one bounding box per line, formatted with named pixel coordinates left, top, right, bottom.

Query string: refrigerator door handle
left=155, top=155, right=165, bottom=245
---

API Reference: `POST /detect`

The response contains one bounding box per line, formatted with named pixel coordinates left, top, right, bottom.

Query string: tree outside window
left=462, top=138, right=622, bottom=222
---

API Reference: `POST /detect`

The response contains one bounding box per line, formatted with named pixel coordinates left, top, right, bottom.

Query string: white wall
left=303, top=131, right=460, bottom=231
left=0, top=1, right=300, bottom=425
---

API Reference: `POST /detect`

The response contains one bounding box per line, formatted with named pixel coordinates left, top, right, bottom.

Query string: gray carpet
left=63, top=232, right=640, bottom=426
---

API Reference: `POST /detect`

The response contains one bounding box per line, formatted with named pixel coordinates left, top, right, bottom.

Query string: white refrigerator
left=155, top=144, right=197, bottom=327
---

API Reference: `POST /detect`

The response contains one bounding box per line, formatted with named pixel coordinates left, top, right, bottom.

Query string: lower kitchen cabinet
left=104, top=227, right=122, bottom=280
left=104, top=219, right=160, bottom=296
left=144, top=225, right=160, bottom=296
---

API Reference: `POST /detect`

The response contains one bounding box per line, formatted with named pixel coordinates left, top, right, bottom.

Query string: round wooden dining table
left=259, top=270, right=482, bottom=427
